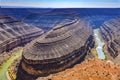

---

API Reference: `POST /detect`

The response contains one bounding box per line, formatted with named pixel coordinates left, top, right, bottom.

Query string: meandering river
left=94, top=29, right=106, bottom=59
left=0, top=49, right=22, bottom=80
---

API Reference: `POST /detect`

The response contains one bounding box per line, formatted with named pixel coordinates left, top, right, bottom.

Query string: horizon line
left=1, top=6, right=120, bottom=8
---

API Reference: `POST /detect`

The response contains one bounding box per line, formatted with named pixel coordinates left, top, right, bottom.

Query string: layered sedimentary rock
left=0, top=14, right=44, bottom=53
left=100, top=17, right=120, bottom=60
left=21, top=17, right=94, bottom=76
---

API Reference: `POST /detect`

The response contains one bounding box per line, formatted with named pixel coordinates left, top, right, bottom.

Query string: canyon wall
left=20, top=16, right=94, bottom=78
left=100, top=17, right=120, bottom=64
left=0, top=14, right=44, bottom=54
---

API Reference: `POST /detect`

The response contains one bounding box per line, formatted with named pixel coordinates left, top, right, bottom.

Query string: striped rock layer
left=0, top=14, right=44, bottom=53
left=22, top=17, right=94, bottom=75
left=100, top=17, right=120, bottom=58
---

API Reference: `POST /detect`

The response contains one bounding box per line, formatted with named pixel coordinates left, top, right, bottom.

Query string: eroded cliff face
left=18, top=16, right=94, bottom=80
left=0, top=14, right=44, bottom=54
left=100, top=17, right=120, bottom=64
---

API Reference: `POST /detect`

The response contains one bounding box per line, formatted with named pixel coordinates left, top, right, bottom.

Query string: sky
left=0, top=0, right=120, bottom=8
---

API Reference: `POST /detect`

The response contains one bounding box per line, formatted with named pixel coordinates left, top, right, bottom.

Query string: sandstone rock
left=100, top=17, right=120, bottom=64
left=21, top=17, right=94, bottom=76
left=0, top=14, right=44, bottom=54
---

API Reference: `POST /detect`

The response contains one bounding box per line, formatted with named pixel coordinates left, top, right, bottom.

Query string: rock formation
left=21, top=17, right=94, bottom=76
left=40, top=59, right=120, bottom=80
left=0, top=14, right=44, bottom=53
left=100, top=17, right=120, bottom=64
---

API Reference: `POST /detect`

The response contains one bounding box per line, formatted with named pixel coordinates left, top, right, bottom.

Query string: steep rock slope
left=100, top=17, right=120, bottom=64
left=21, top=17, right=94, bottom=77
left=0, top=14, right=44, bottom=53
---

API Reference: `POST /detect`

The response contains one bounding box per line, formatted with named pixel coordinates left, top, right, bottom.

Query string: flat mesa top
left=23, top=18, right=92, bottom=61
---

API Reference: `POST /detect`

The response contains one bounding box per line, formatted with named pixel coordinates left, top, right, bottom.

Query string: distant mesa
left=21, top=16, right=94, bottom=76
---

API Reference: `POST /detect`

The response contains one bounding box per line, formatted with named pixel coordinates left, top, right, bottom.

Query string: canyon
left=0, top=8, right=119, bottom=80
left=21, top=17, right=93, bottom=76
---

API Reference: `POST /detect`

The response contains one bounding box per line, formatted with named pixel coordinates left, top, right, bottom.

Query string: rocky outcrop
left=21, top=17, right=94, bottom=77
left=0, top=14, right=44, bottom=54
left=40, top=59, right=120, bottom=80
left=100, top=17, right=120, bottom=60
